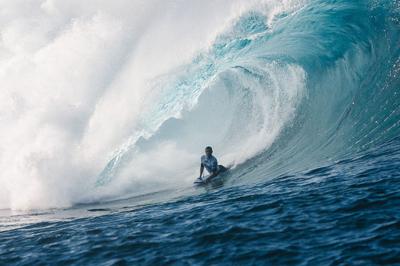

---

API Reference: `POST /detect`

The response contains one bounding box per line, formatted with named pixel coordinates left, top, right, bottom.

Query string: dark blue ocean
left=1, top=0, right=400, bottom=265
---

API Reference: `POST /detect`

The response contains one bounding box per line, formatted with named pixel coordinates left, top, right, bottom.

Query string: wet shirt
left=201, top=155, right=218, bottom=173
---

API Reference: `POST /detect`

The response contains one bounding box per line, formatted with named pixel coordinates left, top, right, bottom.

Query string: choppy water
left=1, top=0, right=400, bottom=265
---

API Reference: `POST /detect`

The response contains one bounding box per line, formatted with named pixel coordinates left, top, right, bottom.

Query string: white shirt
left=201, top=155, right=218, bottom=173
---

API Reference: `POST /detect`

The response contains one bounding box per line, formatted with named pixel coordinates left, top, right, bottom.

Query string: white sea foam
left=0, top=0, right=307, bottom=210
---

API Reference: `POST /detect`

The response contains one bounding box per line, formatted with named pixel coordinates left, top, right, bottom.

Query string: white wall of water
left=0, top=0, right=307, bottom=210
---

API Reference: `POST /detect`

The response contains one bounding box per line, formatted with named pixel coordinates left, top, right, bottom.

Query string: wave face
left=0, top=0, right=399, bottom=210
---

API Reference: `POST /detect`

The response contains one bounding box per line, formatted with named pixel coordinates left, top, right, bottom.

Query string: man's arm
left=200, top=164, right=204, bottom=178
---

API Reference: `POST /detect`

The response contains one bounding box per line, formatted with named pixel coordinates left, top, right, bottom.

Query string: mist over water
left=0, top=0, right=240, bottom=209
left=0, top=0, right=308, bottom=210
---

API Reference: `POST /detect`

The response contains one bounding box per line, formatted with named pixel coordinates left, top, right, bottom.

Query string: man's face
left=205, top=149, right=212, bottom=156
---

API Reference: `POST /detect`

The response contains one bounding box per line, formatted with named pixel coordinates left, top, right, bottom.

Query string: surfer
left=199, top=146, right=227, bottom=182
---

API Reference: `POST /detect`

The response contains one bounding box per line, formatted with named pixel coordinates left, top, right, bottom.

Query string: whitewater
left=0, top=0, right=400, bottom=264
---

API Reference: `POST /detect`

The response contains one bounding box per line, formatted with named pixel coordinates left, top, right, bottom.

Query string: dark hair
left=205, top=146, right=213, bottom=151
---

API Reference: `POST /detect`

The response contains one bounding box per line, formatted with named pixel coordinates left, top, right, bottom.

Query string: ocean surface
left=0, top=0, right=399, bottom=265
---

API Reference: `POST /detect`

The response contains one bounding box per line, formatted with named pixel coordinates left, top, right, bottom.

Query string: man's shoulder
left=201, top=155, right=206, bottom=160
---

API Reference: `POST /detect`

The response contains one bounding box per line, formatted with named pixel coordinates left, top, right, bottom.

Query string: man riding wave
left=198, top=146, right=227, bottom=183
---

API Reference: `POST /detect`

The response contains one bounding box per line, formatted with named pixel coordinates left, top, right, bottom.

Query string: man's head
left=205, top=146, right=213, bottom=156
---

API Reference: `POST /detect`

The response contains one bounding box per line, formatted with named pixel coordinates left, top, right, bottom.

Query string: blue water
left=1, top=0, right=400, bottom=265
left=1, top=139, right=400, bottom=265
